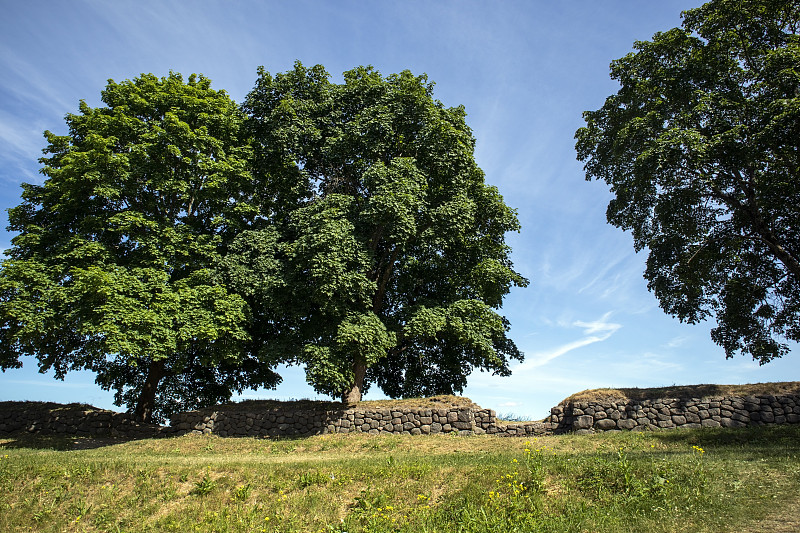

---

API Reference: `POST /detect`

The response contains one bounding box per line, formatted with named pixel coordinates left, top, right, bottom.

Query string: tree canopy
left=1, top=65, right=528, bottom=415
left=242, top=63, right=528, bottom=403
left=576, top=0, right=800, bottom=362
left=0, top=73, right=281, bottom=422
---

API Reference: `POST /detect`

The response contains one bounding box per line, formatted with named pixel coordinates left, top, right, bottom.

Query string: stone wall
left=547, top=394, right=800, bottom=434
left=169, top=405, right=559, bottom=438
left=169, top=406, right=501, bottom=437
left=0, top=402, right=166, bottom=439
left=2, top=394, right=799, bottom=440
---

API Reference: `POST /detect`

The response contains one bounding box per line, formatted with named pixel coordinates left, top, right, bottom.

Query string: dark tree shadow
left=0, top=433, right=142, bottom=451
left=650, top=424, right=800, bottom=451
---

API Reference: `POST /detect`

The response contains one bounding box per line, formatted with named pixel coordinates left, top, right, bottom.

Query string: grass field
left=1, top=425, right=799, bottom=532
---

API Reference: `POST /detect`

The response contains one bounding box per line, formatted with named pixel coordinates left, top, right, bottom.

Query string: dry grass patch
left=207, top=394, right=478, bottom=413
left=2, top=426, right=800, bottom=532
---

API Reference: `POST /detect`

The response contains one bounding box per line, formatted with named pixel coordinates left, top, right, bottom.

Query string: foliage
left=0, top=73, right=280, bottom=422
left=575, top=0, right=800, bottom=362
left=241, top=62, right=528, bottom=402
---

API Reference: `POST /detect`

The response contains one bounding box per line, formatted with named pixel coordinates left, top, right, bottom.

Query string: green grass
left=1, top=425, right=798, bottom=532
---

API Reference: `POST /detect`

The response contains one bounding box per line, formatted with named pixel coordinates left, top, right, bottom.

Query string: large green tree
left=242, top=63, right=528, bottom=403
left=0, top=73, right=280, bottom=422
left=576, top=0, right=800, bottom=362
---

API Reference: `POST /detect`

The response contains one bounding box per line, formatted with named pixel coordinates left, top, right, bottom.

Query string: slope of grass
left=1, top=425, right=798, bottom=532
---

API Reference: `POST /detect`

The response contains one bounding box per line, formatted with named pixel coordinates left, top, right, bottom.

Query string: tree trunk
left=341, top=360, right=366, bottom=405
left=133, top=358, right=166, bottom=423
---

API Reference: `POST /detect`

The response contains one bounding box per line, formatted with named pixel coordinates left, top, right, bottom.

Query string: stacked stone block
left=0, top=402, right=165, bottom=438
left=551, top=395, right=800, bottom=434
left=3, top=394, right=798, bottom=440
left=169, top=406, right=489, bottom=437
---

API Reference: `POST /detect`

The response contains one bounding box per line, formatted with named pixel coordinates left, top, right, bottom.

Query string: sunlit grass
left=1, top=425, right=798, bottom=532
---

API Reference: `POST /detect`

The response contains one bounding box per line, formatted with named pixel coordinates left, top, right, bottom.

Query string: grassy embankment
left=1, top=423, right=799, bottom=532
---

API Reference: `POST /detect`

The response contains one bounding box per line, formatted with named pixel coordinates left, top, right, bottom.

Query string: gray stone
left=595, top=419, right=618, bottom=430
left=573, top=415, right=594, bottom=430
left=731, top=412, right=749, bottom=423
left=720, top=418, right=747, bottom=428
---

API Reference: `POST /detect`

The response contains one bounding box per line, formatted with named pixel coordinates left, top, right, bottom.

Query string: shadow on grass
left=0, top=433, right=139, bottom=451
left=0, top=430, right=328, bottom=452
left=651, top=424, right=800, bottom=451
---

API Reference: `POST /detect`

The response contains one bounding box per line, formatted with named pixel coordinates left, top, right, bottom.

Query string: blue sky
left=1, top=1, right=797, bottom=419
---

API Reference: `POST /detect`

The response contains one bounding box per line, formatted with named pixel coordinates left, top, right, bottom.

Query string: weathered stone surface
left=4, top=393, right=799, bottom=440
left=573, top=415, right=594, bottom=430
left=595, top=418, right=618, bottom=430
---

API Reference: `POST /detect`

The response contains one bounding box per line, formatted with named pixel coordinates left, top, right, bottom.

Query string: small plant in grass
left=353, top=487, right=389, bottom=512
left=298, top=470, right=329, bottom=488
left=523, top=439, right=547, bottom=494
left=348, top=487, right=399, bottom=530
left=616, top=445, right=637, bottom=496
left=71, top=499, right=92, bottom=523
left=689, top=444, right=707, bottom=497
left=191, top=468, right=216, bottom=496
left=232, top=483, right=252, bottom=502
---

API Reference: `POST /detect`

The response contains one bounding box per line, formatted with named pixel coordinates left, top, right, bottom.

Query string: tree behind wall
left=243, top=63, right=529, bottom=403
left=0, top=73, right=281, bottom=423
left=576, top=0, right=800, bottom=362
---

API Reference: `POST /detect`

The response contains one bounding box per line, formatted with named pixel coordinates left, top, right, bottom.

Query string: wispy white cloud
left=0, top=44, right=77, bottom=116
left=577, top=254, right=627, bottom=295
left=0, top=113, right=44, bottom=158
left=663, top=335, right=690, bottom=349
left=627, top=352, right=684, bottom=373
left=515, top=312, right=621, bottom=371
left=573, top=312, right=622, bottom=336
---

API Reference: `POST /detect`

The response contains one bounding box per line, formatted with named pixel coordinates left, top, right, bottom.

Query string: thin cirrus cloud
left=515, top=312, right=621, bottom=372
